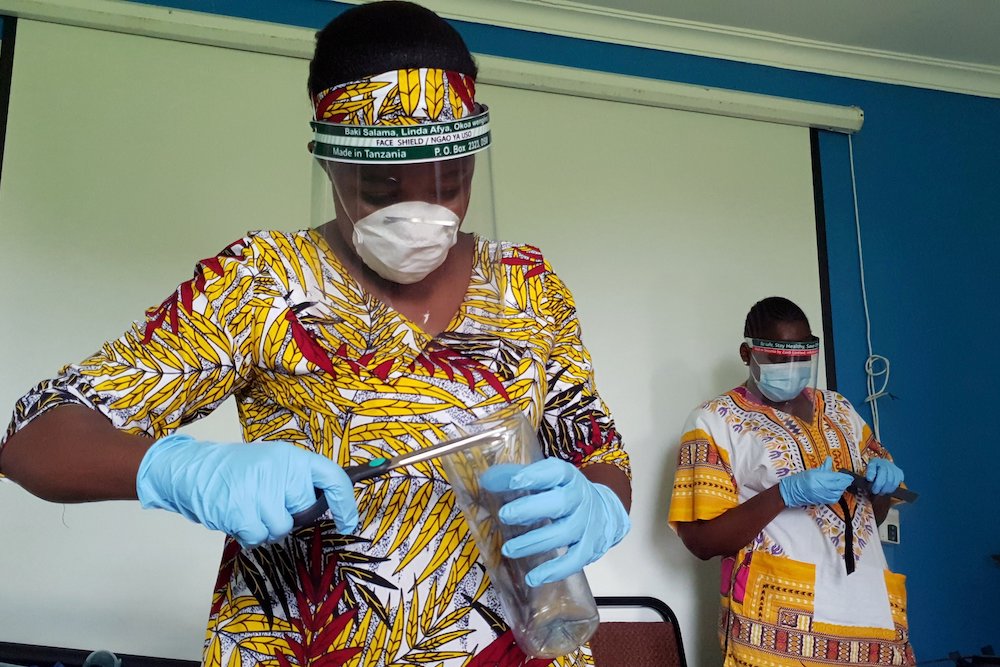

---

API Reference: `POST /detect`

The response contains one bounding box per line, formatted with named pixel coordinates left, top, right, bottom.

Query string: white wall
left=0, top=18, right=305, bottom=658
left=482, top=83, right=821, bottom=665
left=1, top=17, right=821, bottom=664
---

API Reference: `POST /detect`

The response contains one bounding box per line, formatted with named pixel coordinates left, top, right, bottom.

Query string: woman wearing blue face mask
left=668, top=296, right=914, bottom=666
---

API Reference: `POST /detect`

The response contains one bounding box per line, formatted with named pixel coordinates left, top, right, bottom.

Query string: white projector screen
left=0, top=19, right=822, bottom=665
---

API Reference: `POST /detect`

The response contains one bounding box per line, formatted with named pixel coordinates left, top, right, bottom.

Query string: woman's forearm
left=0, top=405, right=153, bottom=502
left=675, top=485, right=786, bottom=560
left=872, top=493, right=892, bottom=525
left=582, top=462, right=632, bottom=512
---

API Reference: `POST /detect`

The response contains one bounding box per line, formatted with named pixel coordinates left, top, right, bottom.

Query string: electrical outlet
left=879, top=507, right=900, bottom=544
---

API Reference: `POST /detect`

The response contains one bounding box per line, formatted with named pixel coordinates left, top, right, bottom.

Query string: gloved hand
left=866, top=458, right=904, bottom=495
left=485, top=457, right=630, bottom=588
left=136, top=434, right=358, bottom=548
left=778, top=456, right=853, bottom=508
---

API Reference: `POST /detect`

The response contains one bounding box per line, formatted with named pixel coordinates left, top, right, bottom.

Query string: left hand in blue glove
left=865, top=457, right=904, bottom=495
left=488, top=458, right=630, bottom=588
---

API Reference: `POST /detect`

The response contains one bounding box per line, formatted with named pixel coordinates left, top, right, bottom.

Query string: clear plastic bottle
left=440, top=410, right=600, bottom=658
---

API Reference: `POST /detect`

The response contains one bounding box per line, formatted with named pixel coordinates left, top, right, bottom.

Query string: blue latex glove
left=778, top=456, right=853, bottom=507
left=866, top=458, right=904, bottom=495
left=136, top=434, right=358, bottom=548
left=487, top=457, right=630, bottom=588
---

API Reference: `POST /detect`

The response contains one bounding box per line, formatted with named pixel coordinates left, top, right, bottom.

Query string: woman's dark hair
left=309, top=1, right=478, bottom=97
left=744, top=296, right=810, bottom=338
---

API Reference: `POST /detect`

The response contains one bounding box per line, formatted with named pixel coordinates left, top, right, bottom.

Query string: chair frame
left=594, top=595, right=688, bottom=667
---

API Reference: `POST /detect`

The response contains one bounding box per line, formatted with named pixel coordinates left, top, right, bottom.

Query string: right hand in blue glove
left=483, top=458, right=630, bottom=588
left=778, top=456, right=853, bottom=508
left=865, top=457, right=904, bottom=495
left=136, top=434, right=358, bottom=548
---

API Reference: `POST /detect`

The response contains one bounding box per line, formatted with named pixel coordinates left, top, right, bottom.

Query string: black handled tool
left=839, top=469, right=918, bottom=503
left=292, top=426, right=507, bottom=526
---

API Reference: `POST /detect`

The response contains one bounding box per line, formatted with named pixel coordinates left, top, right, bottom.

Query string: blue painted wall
left=119, top=0, right=1000, bottom=659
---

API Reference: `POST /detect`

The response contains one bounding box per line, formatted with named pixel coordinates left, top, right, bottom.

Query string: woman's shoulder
left=476, top=235, right=545, bottom=261
left=196, top=229, right=313, bottom=262
left=817, top=387, right=852, bottom=407
left=699, top=388, right=743, bottom=413
left=239, top=228, right=330, bottom=276
left=243, top=228, right=320, bottom=252
left=475, top=235, right=565, bottom=285
left=688, top=386, right=770, bottom=427
left=817, top=388, right=863, bottom=417
left=182, top=230, right=332, bottom=309
left=678, top=395, right=735, bottom=444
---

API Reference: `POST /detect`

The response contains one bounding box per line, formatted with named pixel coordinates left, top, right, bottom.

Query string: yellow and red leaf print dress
left=5, top=230, right=629, bottom=667
left=669, top=387, right=914, bottom=666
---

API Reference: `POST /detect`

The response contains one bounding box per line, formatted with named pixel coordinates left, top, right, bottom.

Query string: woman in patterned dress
left=668, top=296, right=914, bottom=666
left=0, top=3, right=631, bottom=665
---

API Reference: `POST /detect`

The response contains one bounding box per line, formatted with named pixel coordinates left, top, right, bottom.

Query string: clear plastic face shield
left=309, top=68, right=496, bottom=284
left=744, top=336, right=820, bottom=422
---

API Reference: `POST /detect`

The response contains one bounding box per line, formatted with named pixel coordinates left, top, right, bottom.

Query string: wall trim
left=0, top=0, right=312, bottom=58
left=0, top=0, right=864, bottom=133
left=810, top=129, right=838, bottom=392
left=404, top=0, right=1000, bottom=100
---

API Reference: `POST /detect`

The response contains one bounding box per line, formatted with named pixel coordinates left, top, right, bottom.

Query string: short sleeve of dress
left=534, top=255, right=630, bottom=478
left=857, top=420, right=895, bottom=464
left=3, top=236, right=270, bottom=448
left=827, top=391, right=897, bottom=463
left=668, top=406, right=739, bottom=528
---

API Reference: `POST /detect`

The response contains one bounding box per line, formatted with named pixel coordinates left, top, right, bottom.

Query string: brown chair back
left=590, top=596, right=687, bottom=667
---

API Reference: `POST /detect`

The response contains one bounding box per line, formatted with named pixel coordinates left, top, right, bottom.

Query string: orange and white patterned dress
left=669, top=386, right=914, bottom=667
left=4, top=230, right=630, bottom=667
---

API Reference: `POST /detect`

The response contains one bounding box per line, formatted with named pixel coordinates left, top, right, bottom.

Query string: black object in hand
left=839, top=469, right=918, bottom=503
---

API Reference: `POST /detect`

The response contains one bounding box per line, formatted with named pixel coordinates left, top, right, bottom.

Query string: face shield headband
left=310, top=68, right=491, bottom=164
left=743, top=337, right=821, bottom=357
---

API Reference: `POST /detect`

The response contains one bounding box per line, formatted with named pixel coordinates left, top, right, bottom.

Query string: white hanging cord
left=848, top=135, right=891, bottom=440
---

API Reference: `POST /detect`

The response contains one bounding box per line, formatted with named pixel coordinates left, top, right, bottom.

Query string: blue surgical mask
left=755, top=361, right=812, bottom=402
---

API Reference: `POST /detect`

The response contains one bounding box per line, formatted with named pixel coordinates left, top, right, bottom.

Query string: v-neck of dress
left=307, top=227, right=481, bottom=346
left=733, top=386, right=830, bottom=455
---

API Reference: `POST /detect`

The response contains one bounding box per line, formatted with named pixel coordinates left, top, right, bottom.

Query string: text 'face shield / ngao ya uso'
left=309, top=67, right=498, bottom=277
left=744, top=336, right=820, bottom=423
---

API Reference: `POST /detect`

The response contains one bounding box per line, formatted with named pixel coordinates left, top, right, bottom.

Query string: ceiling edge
left=392, top=0, right=1000, bottom=99
left=0, top=0, right=864, bottom=132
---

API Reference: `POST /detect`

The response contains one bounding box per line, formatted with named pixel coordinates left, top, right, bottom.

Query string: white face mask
left=351, top=201, right=460, bottom=284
